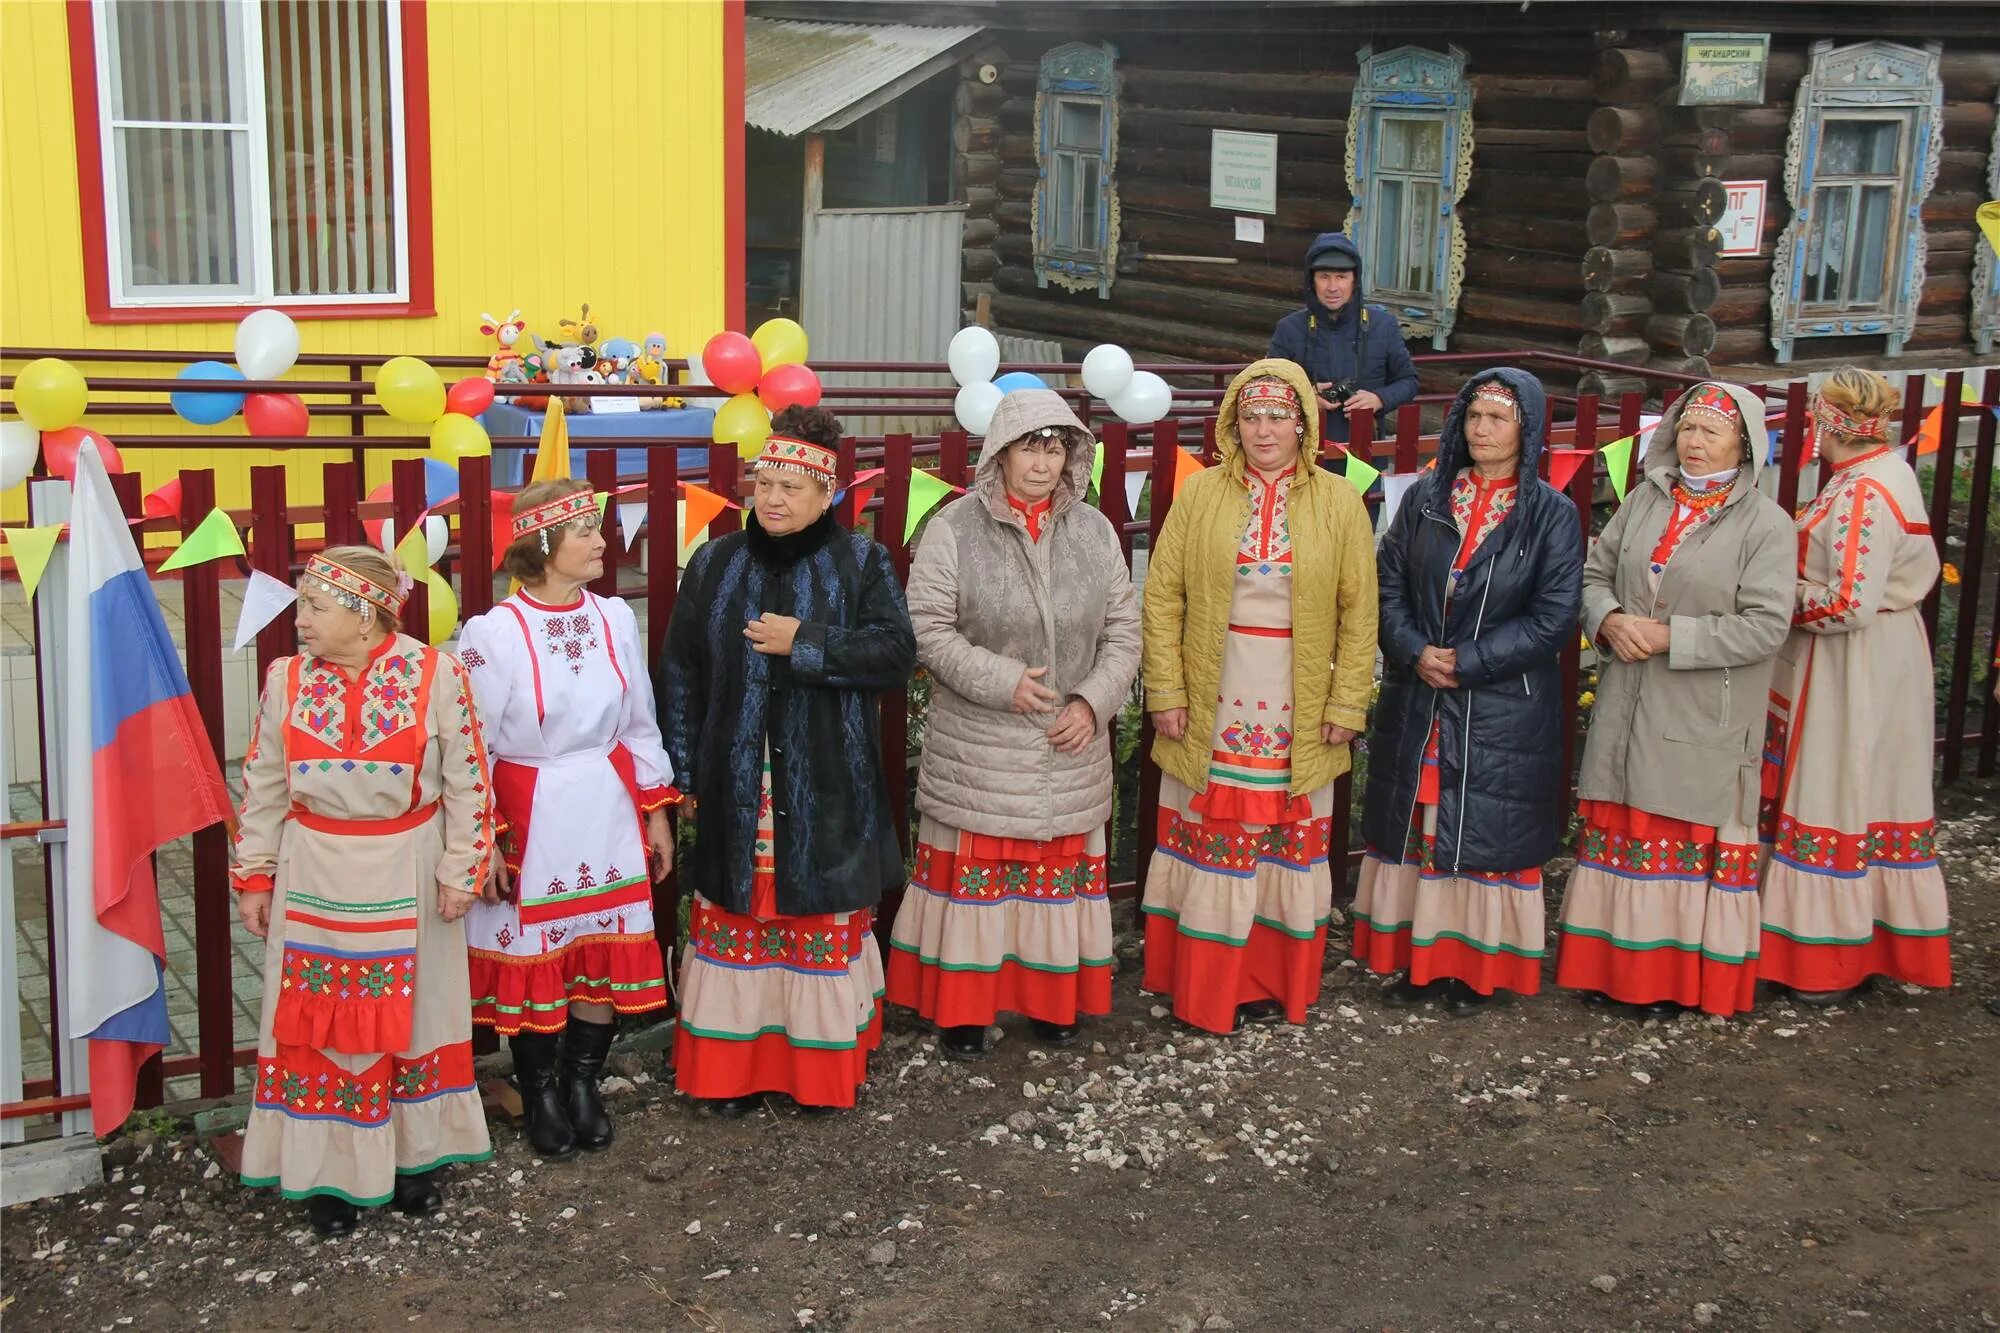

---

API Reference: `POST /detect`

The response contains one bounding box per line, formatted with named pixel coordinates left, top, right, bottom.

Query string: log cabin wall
left=1645, top=40, right=1999, bottom=373
left=954, top=26, right=1608, bottom=389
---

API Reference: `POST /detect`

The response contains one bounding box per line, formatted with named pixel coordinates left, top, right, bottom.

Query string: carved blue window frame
left=1770, top=40, right=1943, bottom=363
left=1033, top=41, right=1120, bottom=299
left=1344, top=45, right=1473, bottom=351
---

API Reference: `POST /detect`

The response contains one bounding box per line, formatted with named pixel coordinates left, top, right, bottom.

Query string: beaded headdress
left=304, top=553, right=409, bottom=618
left=1238, top=378, right=1300, bottom=417
left=1680, top=382, right=1744, bottom=429
left=1810, top=391, right=1890, bottom=442
left=754, top=434, right=839, bottom=484
left=1471, top=379, right=1521, bottom=422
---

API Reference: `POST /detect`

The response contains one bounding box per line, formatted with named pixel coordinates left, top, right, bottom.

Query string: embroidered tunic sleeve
left=1795, top=483, right=1891, bottom=635
left=229, top=658, right=293, bottom=894
left=431, top=654, right=499, bottom=897
left=608, top=598, right=677, bottom=807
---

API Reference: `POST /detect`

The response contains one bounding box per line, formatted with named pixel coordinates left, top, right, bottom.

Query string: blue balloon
left=992, top=372, right=1048, bottom=395
left=171, top=361, right=246, bottom=425
left=423, top=458, right=461, bottom=507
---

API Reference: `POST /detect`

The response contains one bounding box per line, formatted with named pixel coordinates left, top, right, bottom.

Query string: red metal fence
left=2, top=350, right=1995, bottom=1126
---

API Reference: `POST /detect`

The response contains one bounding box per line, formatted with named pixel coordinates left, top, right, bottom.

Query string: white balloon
left=954, top=381, right=1005, bottom=434
left=684, top=351, right=712, bottom=387
left=382, top=514, right=448, bottom=567
left=947, top=326, right=1001, bottom=388
left=0, top=420, right=39, bottom=490
left=234, top=308, right=301, bottom=380
left=1108, top=371, right=1173, bottom=425
left=1080, top=344, right=1135, bottom=401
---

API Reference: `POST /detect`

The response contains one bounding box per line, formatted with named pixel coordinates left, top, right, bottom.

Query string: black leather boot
left=306, top=1194, right=358, bottom=1237
left=559, top=1017, right=618, bottom=1152
left=939, top=1025, right=987, bottom=1061
left=392, top=1169, right=444, bottom=1217
left=509, top=1031, right=579, bottom=1160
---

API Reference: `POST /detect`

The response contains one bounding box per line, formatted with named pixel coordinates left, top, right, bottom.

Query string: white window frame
left=90, top=0, right=411, bottom=309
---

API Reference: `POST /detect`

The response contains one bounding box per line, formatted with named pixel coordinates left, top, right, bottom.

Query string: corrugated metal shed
left=745, top=18, right=984, bottom=137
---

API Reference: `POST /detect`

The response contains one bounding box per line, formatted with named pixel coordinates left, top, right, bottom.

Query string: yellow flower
left=1941, top=563, right=1961, bottom=586
left=1578, top=691, right=1597, bottom=709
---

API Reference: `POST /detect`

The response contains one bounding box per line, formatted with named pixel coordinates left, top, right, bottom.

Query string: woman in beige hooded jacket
left=1556, top=381, right=1794, bottom=1017
left=885, top=389, right=1141, bottom=1060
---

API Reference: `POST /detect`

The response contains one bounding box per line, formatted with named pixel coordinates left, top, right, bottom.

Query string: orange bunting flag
left=1170, top=446, right=1206, bottom=498
left=680, top=482, right=732, bottom=550
left=1910, top=404, right=1943, bottom=457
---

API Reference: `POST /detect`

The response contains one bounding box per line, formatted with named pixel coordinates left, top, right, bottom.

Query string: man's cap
left=1311, top=252, right=1358, bottom=272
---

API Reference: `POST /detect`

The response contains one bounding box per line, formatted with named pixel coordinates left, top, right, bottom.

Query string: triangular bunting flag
left=1170, top=447, right=1206, bottom=499
left=1090, top=441, right=1105, bottom=496
left=393, top=526, right=431, bottom=579
left=596, top=491, right=611, bottom=519
left=1911, top=404, right=1944, bottom=457
left=1342, top=450, right=1381, bottom=496
left=143, top=479, right=183, bottom=521
left=230, top=568, right=298, bottom=652
left=841, top=467, right=886, bottom=526
left=618, top=500, right=647, bottom=553
left=1597, top=434, right=1635, bottom=501
left=158, top=506, right=245, bottom=573
left=1124, top=469, right=1147, bottom=518
left=2, top=524, right=63, bottom=601
left=1376, top=473, right=1421, bottom=536
left=490, top=492, right=517, bottom=572
left=1977, top=200, right=2000, bottom=254
left=904, top=469, right=958, bottom=543
left=532, top=398, right=570, bottom=483
left=681, top=483, right=732, bottom=550
left=1545, top=449, right=1593, bottom=492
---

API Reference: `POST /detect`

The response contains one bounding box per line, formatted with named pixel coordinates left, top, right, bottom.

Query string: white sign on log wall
left=1210, top=130, right=1278, bottom=215
left=1718, top=180, right=1768, bottom=258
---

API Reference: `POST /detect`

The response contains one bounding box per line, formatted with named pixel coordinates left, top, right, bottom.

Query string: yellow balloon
left=375, top=356, right=446, bottom=425
left=751, top=318, right=809, bottom=372
left=429, top=412, right=491, bottom=460
left=713, top=391, right=771, bottom=452
left=14, top=358, right=88, bottom=432
left=423, top=568, right=459, bottom=644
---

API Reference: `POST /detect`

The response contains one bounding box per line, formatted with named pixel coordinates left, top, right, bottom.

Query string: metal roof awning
left=745, top=18, right=986, bottom=137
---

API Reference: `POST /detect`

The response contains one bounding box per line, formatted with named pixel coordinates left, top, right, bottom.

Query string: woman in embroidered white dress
left=459, top=479, right=677, bottom=1159
left=232, top=547, right=496, bottom=1238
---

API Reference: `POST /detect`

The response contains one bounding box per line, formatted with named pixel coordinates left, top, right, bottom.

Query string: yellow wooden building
left=1, top=0, right=743, bottom=510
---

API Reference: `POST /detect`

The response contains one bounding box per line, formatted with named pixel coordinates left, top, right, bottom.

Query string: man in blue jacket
left=1267, top=232, right=1420, bottom=443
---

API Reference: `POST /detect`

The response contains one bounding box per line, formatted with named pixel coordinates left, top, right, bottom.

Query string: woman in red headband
left=458, top=477, right=677, bottom=1161
left=1558, top=381, right=1793, bottom=1018
left=232, top=545, right=497, bottom=1236
left=1759, top=367, right=1950, bottom=1004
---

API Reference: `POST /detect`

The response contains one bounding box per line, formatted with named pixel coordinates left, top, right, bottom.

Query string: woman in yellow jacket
left=1141, top=358, right=1379, bottom=1034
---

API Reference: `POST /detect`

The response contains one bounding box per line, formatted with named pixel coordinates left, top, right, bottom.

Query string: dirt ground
left=5, top=776, right=1998, bottom=1333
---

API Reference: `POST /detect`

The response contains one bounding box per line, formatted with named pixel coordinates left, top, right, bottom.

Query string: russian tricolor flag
left=62, top=440, right=232, bottom=1136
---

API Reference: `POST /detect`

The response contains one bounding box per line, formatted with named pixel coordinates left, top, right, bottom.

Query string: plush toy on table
left=598, top=337, right=640, bottom=386
left=628, top=331, right=684, bottom=410
left=479, top=309, right=527, bottom=381
left=556, top=303, right=599, bottom=352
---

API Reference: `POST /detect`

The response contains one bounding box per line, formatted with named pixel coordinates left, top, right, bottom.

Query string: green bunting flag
left=904, top=469, right=956, bottom=543
left=1089, top=440, right=1105, bottom=496
left=1598, top=433, right=1635, bottom=501
left=1342, top=450, right=1381, bottom=496
left=158, top=506, right=245, bottom=573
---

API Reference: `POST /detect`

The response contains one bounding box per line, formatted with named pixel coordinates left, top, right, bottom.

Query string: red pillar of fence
left=938, top=429, right=971, bottom=488
left=878, top=433, right=915, bottom=861
left=322, top=461, right=361, bottom=547
left=708, top=443, right=744, bottom=537
left=1394, top=403, right=1421, bottom=474
left=1899, top=372, right=1928, bottom=466
left=1134, top=420, right=1182, bottom=896
left=390, top=456, right=429, bottom=641
left=176, top=468, right=238, bottom=1099
left=1775, top=380, right=1809, bottom=515
left=1558, top=395, right=1600, bottom=821
left=249, top=465, right=294, bottom=679
left=586, top=450, right=619, bottom=599
left=644, top=446, right=678, bottom=662
left=1099, top=423, right=1132, bottom=553
left=1919, top=370, right=1964, bottom=649
left=459, top=453, right=494, bottom=619
left=1944, top=367, right=1995, bottom=782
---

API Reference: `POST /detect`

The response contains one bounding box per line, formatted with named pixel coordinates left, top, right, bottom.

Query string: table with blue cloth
left=479, top=402, right=717, bottom=485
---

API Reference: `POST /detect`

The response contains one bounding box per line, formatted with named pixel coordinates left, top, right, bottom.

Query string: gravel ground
left=5, top=777, right=1997, bottom=1333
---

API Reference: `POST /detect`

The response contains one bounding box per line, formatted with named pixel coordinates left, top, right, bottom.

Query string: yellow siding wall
left=1, top=0, right=727, bottom=519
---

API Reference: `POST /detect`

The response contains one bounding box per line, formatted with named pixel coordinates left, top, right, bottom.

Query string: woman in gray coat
left=885, top=389, right=1141, bottom=1059
left=1555, top=382, right=1794, bottom=1017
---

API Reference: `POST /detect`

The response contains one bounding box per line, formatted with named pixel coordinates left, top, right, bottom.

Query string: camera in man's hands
left=1318, top=379, right=1358, bottom=410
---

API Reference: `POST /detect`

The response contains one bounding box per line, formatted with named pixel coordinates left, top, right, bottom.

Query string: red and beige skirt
left=887, top=818, right=1111, bottom=1028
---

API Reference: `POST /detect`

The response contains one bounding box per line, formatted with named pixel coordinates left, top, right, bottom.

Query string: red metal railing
left=2, top=352, right=1994, bottom=1125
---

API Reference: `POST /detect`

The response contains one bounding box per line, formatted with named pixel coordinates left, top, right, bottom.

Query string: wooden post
left=1919, top=371, right=1963, bottom=649
left=1134, top=421, right=1182, bottom=897
left=177, top=469, right=236, bottom=1100
left=1775, top=381, right=1809, bottom=517
left=391, top=456, right=429, bottom=641
left=459, top=454, right=494, bottom=619
left=249, top=465, right=295, bottom=679
left=1944, top=368, right=1996, bottom=781
left=644, top=446, right=678, bottom=664
left=587, top=450, right=619, bottom=599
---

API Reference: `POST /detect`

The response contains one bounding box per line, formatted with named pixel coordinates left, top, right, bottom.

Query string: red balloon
left=244, top=391, right=309, bottom=440
left=42, top=427, right=123, bottom=480
left=362, top=480, right=396, bottom=552
left=759, top=363, right=822, bottom=412
left=702, top=331, right=763, bottom=396
left=446, top=376, right=495, bottom=417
